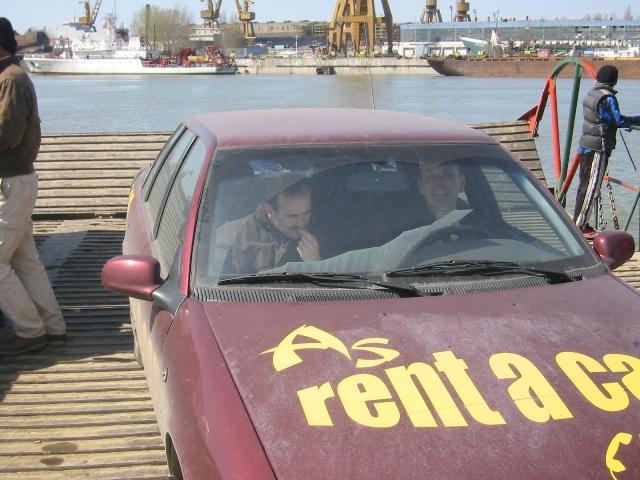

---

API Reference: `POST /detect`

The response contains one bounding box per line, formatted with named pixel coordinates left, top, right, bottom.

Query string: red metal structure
left=520, top=58, right=597, bottom=199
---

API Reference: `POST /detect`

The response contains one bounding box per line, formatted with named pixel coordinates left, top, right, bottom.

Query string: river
left=32, top=74, right=640, bottom=237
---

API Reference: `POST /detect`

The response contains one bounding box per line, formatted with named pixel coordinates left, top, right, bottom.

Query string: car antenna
left=367, top=62, right=376, bottom=110
left=364, top=28, right=376, bottom=110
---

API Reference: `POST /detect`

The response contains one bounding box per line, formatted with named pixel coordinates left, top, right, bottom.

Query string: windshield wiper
left=218, top=272, right=432, bottom=297
left=386, top=260, right=578, bottom=284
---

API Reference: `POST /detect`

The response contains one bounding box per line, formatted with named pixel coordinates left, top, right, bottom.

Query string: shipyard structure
left=229, top=18, right=640, bottom=59
left=400, top=18, right=640, bottom=58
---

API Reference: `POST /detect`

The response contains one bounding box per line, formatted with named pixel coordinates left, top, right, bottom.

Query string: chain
left=604, top=171, right=620, bottom=230
left=597, top=193, right=606, bottom=230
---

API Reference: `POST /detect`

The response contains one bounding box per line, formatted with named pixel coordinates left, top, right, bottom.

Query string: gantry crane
left=327, top=0, right=393, bottom=55
left=421, top=0, right=442, bottom=24
left=234, top=0, right=256, bottom=41
left=200, top=0, right=223, bottom=28
left=453, top=1, right=471, bottom=22
left=68, top=0, right=103, bottom=32
left=199, top=0, right=256, bottom=42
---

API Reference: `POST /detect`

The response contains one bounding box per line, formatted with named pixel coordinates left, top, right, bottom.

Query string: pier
left=0, top=125, right=638, bottom=478
left=235, top=56, right=439, bottom=75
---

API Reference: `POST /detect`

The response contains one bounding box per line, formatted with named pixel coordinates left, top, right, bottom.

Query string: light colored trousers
left=0, top=173, right=65, bottom=339
left=573, top=150, right=609, bottom=229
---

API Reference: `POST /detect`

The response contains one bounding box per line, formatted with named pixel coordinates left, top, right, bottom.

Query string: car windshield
left=193, top=143, right=597, bottom=286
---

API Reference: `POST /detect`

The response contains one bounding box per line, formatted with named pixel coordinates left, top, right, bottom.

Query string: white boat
left=24, top=55, right=238, bottom=75
left=23, top=12, right=237, bottom=75
left=459, top=29, right=504, bottom=57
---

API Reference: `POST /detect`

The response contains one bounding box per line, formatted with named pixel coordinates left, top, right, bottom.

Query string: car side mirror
left=591, top=230, right=636, bottom=270
left=101, top=255, right=163, bottom=301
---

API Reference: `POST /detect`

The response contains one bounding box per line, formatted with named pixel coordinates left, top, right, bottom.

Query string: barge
left=427, top=56, right=640, bottom=78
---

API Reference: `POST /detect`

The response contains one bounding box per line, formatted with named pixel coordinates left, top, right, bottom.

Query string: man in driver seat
left=219, top=180, right=322, bottom=274
left=417, top=160, right=467, bottom=222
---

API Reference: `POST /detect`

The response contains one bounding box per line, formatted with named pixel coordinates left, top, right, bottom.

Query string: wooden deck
left=0, top=219, right=169, bottom=479
left=0, top=124, right=638, bottom=478
left=615, top=252, right=640, bottom=287
left=34, top=133, right=170, bottom=218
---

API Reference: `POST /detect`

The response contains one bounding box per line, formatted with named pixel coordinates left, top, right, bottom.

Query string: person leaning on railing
left=573, top=64, right=640, bottom=238
left=0, top=17, right=66, bottom=355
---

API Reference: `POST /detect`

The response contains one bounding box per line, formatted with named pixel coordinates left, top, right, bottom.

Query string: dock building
left=400, top=18, right=640, bottom=57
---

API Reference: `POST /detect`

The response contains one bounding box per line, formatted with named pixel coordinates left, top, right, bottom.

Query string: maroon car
left=102, top=109, right=640, bottom=480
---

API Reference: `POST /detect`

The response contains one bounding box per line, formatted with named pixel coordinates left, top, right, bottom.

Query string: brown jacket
left=217, top=207, right=304, bottom=274
left=0, top=56, right=41, bottom=177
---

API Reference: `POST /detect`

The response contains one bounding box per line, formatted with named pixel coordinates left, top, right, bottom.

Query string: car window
left=146, top=130, right=196, bottom=228
left=142, top=125, right=186, bottom=202
left=155, top=139, right=208, bottom=276
left=194, top=143, right=596, bottom=285
left=483, top=164, right=570, bottom=252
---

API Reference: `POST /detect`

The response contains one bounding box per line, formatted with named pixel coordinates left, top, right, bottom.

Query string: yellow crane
left=234, top=0, right=256, bottom=42
left=198, top=0, right=256, bottom=42
left=328, top=0, right=393, bottom=55
left=200, top=0, right=224, bottom=28
left=71, top=0, right=103, bottom=32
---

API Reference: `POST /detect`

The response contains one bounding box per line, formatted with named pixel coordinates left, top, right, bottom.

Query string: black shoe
left=0, top=334, right=48, bottom=355
left=47, top=333, right=67, bottom=345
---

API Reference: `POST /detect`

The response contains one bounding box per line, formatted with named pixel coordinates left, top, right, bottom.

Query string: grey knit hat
left=0, top=17, right=17, bottom=55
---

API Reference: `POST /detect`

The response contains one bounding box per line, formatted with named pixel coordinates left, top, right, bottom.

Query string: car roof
left=184, top=108, right=499, bottom=149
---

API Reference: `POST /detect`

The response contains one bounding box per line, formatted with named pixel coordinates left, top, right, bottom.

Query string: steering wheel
left=397, top=223, right=493, bottom=268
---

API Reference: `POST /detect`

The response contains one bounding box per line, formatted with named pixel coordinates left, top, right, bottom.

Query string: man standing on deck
left=0, top=18, right=65, bottom=355
left=573, top=64, right=640, bottom=237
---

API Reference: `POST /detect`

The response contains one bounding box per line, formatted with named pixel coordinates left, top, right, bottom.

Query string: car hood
left=202, top=276, right=640, bottom=479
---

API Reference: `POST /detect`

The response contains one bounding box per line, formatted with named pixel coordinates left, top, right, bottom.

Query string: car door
left=132, top=134, right=209, bottom=408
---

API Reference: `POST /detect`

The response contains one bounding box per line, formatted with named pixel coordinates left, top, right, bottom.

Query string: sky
left=2, top=0, right=637, bottom=34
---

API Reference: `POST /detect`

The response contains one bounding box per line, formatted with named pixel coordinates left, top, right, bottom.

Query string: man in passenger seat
left=218, top=180, right=322, bottom=274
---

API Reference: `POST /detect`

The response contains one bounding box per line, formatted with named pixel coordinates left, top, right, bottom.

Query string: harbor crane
left=203, top=0, right=256, bottom=42
left=453, top=1, right=471, bottom=22
left=200, top=0, right=224, bottom=28
left=328, top=0, right=393, bottom=55
left=234, top=0, right=256, bottom=42
left=421, top=0, right=442, bottom=23
left=66, top=0, right=103, bottom=31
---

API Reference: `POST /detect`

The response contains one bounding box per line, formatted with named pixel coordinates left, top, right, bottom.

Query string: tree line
left=129, top=4, right=245, bottom=53
left=584, top=6, right=636, bottom=20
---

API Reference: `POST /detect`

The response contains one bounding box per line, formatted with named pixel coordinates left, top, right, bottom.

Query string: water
left=32, top=74, right=640, bottom=238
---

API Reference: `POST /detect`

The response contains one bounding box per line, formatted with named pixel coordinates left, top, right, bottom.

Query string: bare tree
left=623, top=6, right=633, bottom=19
left=130, top=4, right=194, bottom=54
left=592, top=13, right=603, bottom=20
left=583, top=14, right=592, bottom=20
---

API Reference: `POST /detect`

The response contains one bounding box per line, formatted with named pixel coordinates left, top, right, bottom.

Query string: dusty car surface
left=102, top=109, right=640, bottom=480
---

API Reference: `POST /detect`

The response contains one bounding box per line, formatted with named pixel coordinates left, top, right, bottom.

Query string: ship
left=24, top=46, right=238, bottom=76
left=23, top=10, right=237, bottom=76
left=426, top=54, right=640, bottom=79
